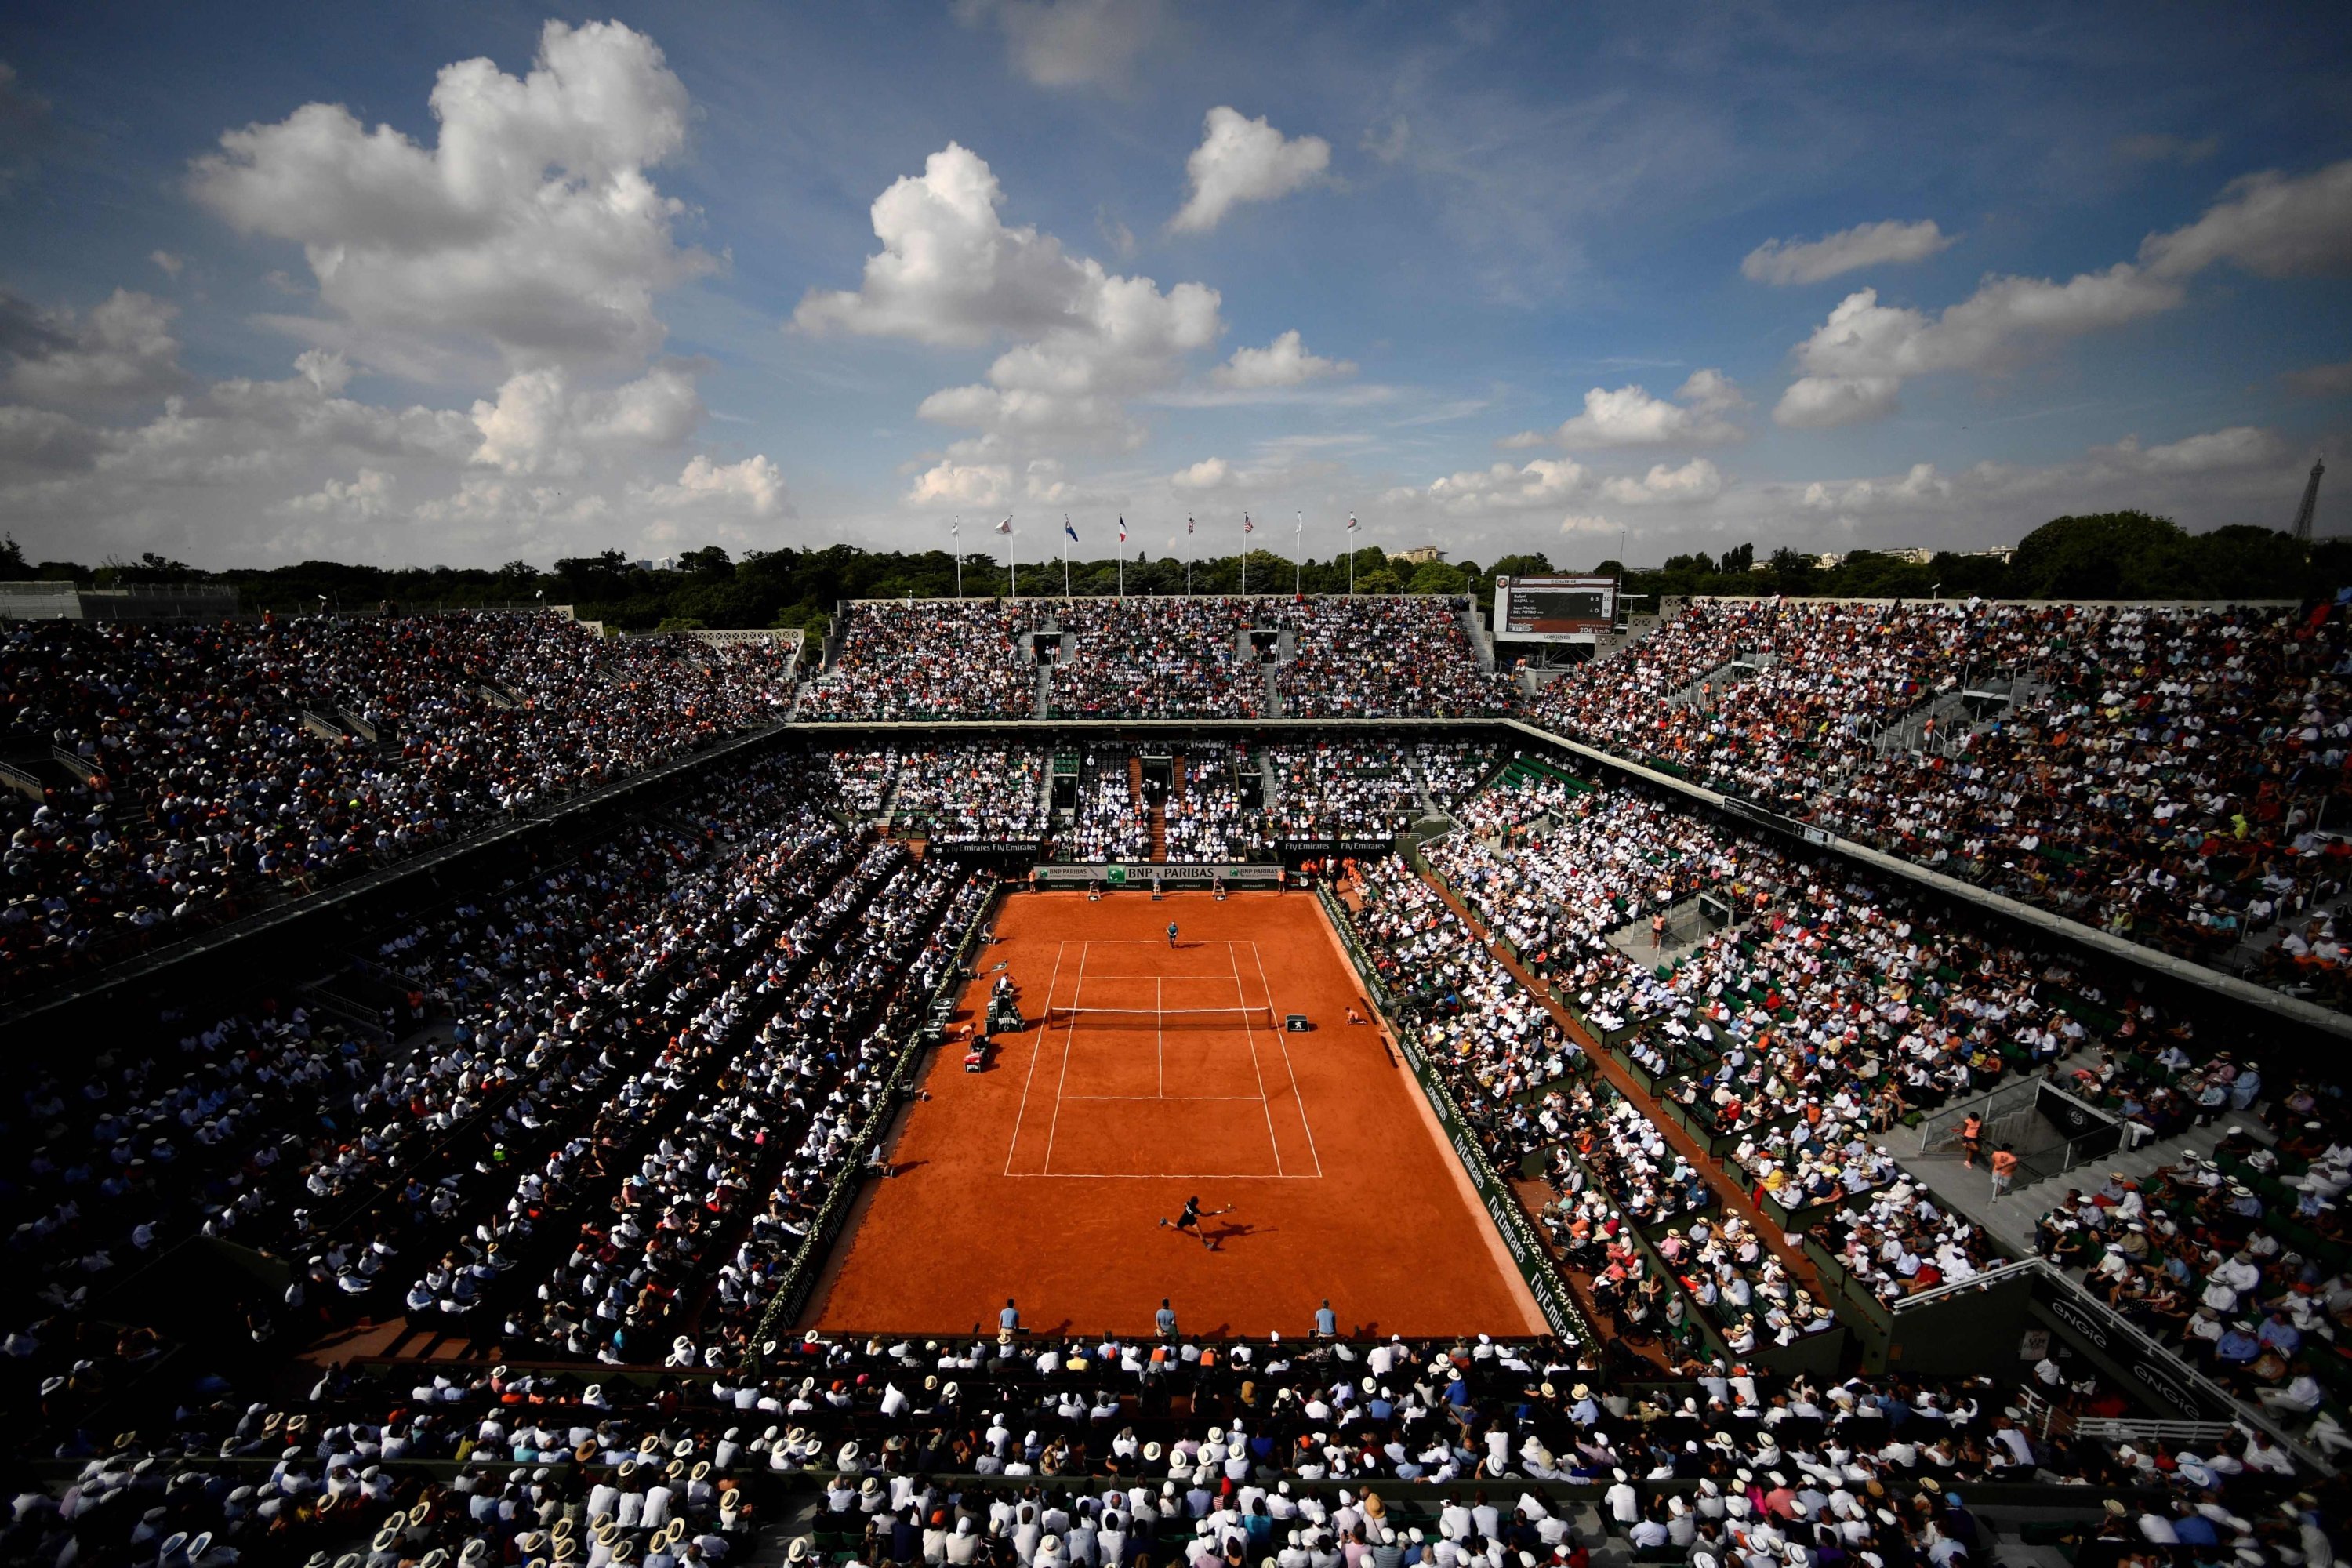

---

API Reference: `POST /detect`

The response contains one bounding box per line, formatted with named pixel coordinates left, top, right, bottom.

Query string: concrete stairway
left=1908, top=1101, right=2263, bottom=1260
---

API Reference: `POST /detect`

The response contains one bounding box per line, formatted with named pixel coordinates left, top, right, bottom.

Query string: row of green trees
left=6, top=512, right=2343, bottom=633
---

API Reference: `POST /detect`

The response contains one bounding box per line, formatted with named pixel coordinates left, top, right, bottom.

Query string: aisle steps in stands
left=1262, top=661, right=1283, bottom=717
left=1260, top=750, right=1281, bottom=807
left=1033, top=663, right=1051, bottom=719
left=1868, top=688, right=1973, bottom=757
left=1664, top=655, right=1760, bottom=710
left=1406, top=759, right=1441, bottom=819
left=1908, top=1107, right=2257, bottom=1260
left=1150, top=808, right=1167, bottom=862
left=1459, top=601, right=1497, bottom=673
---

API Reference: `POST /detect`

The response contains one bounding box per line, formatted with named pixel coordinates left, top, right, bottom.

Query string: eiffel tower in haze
left=2292, top=456, right=2325, bottom=542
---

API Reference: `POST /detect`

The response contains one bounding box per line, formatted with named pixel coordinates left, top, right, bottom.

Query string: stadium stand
left=800, top=602, right=1044, bottom=720
left=12, top=590, right=2352, bottom=1568
left=1051, top=599, right=1265, bottom=719
left=1276, top=597, right=1515, bottom=719
left=1524, top=597, right=2352, bottom=996
left=0, top=612, right=795, bottom=989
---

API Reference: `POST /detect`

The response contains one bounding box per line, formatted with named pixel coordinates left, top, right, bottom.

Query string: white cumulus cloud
left=1533, top=368, right=1747, bottom=448
left=644, top=453, right=789, bottom=516
left=188, top=20, right=710, bottom=379
left=468, top=365, right=704, bottom=476
left=1171, top=456, right=1238, bottom=491
left=1773, top=267, right=2183, bottom=428
left=801, top=141, right=1224, bottom=454
left=276, top=467, right=394, bottom=519
left=1740, top=220, right=1954, bottom=285
left=1773, top=161, right=2352, bottom=430
left=1421, top=458, right=1587, bottom=514
left=1599, top=458, right=1723, bottom=504
left=1211, top=330, right=1353, bottom=390
left=1170, top=107, right=1331, bottom=234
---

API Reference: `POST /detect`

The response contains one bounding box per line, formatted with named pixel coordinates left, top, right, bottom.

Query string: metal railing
left=2032, top=1261, right=2329, bottom=1473
left=1887, top=1254, right=2042, bottom=1312
left=2015, top=1388, right=2240, bottom=1449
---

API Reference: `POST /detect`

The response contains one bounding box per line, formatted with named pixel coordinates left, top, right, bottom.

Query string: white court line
left=1038, top=941, right=1087, bottom=1176
left=1004, top=1171, right=1315, bottom=1180
left=1003, top=938, right=1068, bottom=1177
left=1228, top=939, right=1285, bottom=1177
left=1156, top=975, right=1164, bottom=1098
left=1078, top=972, right=1253, bottom=981
left=1250, top=940, right=1323, bottom=1178
left=1061, top=1094, right=1267, bottom=1102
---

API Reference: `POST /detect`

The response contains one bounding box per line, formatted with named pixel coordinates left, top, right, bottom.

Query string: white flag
left=994, top=517, right=1012, bottom=535
left=1347, top=513, right=1359, bottom=534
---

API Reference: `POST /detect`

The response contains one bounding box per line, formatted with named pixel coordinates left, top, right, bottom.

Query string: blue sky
left=0, top=0, right=2347, bottom=569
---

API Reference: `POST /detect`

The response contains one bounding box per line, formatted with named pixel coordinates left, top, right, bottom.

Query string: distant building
left=1395, top=545, right=1447, bottom=565
left=1813, top=552, right=1846, bottom=570
left=633, top=556, right=679, bottom=573
left=0, top=580, right=241, bottom=622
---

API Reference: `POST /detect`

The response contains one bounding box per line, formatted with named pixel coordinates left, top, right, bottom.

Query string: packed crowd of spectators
left=1265, top=744, right=1420, bottom=846
left=1163, top=745, right=1252, bottom=863
left=1342, top=856, right=1583, bottom=1164
left=824, top=750, right=902, bottom=818
left=30, top=1323, right=2333, bottom=1568
left=1276, top=599, right=1515, bottom=719
left=516, top=844, right=983, bottom=1365
left=10, top=731, right=2352, bottom=1568
left=2031, top=1089, right=2352, bottom=1453
left=1401, top=764, right=2155, bottom=1313
left=1051, top=601, right=1265, bottom=719
left=1524, top=597, right=2352, bottom=1000
left=0, top=612, right=797, bottom=989
left=802, top=604, right=1044, bottom=720
left=804, top=597, right=1507, bottom=722
left=5, top=757, right=845, bottom=1358
left=1061, top=761, right=1151, bottom=866
left=1415, top=743, right=1500, bottom=815
left=893, top=746, right=1049, bottom=844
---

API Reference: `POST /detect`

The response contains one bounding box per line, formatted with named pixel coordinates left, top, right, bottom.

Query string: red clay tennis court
left=800, top=888, right=1544, bottom=1339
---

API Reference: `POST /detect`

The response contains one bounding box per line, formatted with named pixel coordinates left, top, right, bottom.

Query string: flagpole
left=1117, top=517, right=1125, bottom=600
left=1294, top=510, right=1302, bottom=597
left=953, top=516, right=963, bottom=600
left=1186, top=519, right=1193, bottom=597
left=1062, top=516, right=1070, bottom=599
left=1241, top=514, right=1249, bottom=599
